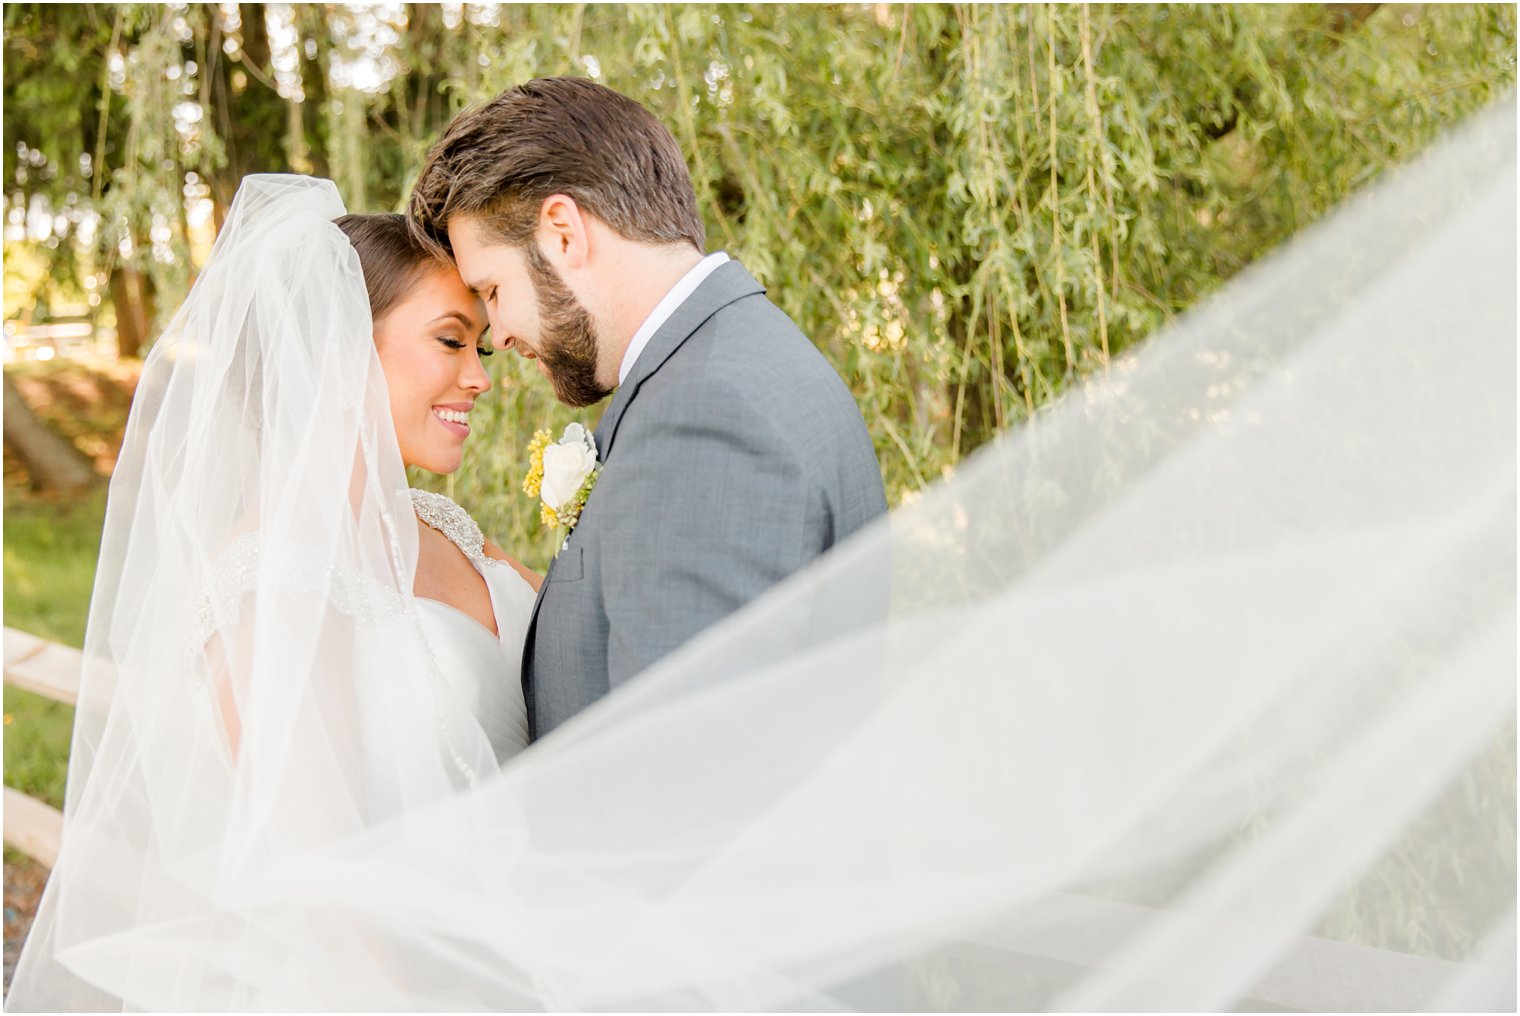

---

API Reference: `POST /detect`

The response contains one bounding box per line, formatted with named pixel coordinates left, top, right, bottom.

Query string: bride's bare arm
left=206, top=635, right=241, bottom=760
left=203, top=603, right=270, bottom=766
left=484, top=539, right=543, bottom=592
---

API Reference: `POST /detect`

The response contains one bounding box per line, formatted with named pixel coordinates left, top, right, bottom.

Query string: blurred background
left=2, top=1, right=1515, bottom=985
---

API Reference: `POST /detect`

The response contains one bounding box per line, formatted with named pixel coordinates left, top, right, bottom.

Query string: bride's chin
left=405, top=450, right=465, bottom=476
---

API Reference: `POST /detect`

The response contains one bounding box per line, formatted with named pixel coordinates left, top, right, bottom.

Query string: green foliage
left=2, top=1, right=1514, bottom=604
left=411, top=4, right=1517, bottom=558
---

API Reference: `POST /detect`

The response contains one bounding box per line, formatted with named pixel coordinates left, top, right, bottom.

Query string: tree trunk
left=3, top=373, right=98, bottom=494
left=205, top=3, right=286, bottom=214
left=109, top=266, right=154, bottom=359
left=296, top=4, right=331, bottom=179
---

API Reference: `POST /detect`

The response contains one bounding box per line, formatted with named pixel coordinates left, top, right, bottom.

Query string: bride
left=331, top=209, right=539, bottom=772
left=207, top=205, right=541, bottom=775
left=8, top=92, right=1516, bottom=1011
left=10, top=177, right=549, bottom=1008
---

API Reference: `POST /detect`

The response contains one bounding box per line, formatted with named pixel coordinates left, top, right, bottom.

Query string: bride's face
left=373, top=267, right=491, bottom=474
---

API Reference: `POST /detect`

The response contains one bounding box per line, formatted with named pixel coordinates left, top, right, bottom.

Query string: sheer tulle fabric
left=8, top=177, right=501, bottom=1010
left=8, top=97, right=1515, bottom=1011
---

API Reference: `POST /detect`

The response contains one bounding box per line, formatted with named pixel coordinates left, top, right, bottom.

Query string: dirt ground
left=3, top=852, right=49, bottom=992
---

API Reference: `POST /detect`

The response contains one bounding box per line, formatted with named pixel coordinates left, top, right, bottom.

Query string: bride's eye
left=437, top=337, right=467, bottom=351
left=476, top=345, right=494, bottom=358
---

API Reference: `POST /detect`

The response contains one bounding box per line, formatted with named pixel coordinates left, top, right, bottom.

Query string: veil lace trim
left=191, top=533, right=411, bottom=649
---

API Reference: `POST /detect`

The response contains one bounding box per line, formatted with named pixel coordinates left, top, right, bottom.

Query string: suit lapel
left=593, top=260, right=765, bottom=463
left=523, top=260, right=765, bottom=730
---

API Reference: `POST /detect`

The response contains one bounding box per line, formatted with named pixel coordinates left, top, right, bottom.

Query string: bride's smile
left=432, top=402, right=474, bottom=437
left=372, top=267, right=491, bottom=475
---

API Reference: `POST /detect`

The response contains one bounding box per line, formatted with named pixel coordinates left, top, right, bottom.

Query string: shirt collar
left=617, top=252, right=731, bottom=386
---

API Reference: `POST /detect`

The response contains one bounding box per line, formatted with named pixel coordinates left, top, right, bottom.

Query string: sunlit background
left=5, top=0, right=1517, bottom=603
left=6, top=5, right=1514, bottom=513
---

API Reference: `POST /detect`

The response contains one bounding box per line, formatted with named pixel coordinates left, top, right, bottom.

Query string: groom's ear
left=537, top=195, right=591, bottom=271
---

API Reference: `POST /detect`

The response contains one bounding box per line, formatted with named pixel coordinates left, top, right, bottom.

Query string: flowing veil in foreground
left=8, top=98, right=1515, bottom=1011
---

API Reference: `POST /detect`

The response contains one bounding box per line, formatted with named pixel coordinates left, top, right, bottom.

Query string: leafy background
left=6, top=3, right=1515, bottom=559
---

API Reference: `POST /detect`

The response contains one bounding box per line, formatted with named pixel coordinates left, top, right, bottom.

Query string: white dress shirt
left=617, top=252, right=731, bottom=386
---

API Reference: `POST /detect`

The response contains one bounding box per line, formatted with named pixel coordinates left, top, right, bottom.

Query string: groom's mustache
left=492, top=332, right=526, bottom=355
left=507, top=341, right=552, bottom=379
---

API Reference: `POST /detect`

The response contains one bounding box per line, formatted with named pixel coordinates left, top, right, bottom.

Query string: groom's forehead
left=446, top=216, right=478, bottom=257
left=448, top=217, right=513, bottom=290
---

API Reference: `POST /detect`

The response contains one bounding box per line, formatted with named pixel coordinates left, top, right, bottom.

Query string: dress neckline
left=411, top=488, right=503, bottom=638
left=415, top=594, right=503, bottom=646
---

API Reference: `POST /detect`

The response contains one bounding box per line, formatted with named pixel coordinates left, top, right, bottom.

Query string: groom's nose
left=490, top=327, right=515, bottom=353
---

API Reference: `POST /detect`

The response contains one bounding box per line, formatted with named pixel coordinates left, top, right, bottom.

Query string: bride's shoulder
left=410, top=488, right=543, bottom=591
left=410, top=488, right=489, bottom=567
left=483, top=537, right=542, bottom=592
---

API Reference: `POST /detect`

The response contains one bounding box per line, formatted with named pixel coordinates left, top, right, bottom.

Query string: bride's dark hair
left=335, top=212, right=448, bottom=324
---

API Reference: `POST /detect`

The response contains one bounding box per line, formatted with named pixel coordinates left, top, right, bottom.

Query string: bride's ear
left=536, top=194, right=590, bottom=270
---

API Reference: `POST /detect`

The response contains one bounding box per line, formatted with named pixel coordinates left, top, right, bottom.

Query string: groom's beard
left=526, top=245, right=612, bottom=408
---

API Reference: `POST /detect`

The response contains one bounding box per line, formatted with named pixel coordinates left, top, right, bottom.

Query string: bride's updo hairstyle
left=335, top=212, right=448, bottom=324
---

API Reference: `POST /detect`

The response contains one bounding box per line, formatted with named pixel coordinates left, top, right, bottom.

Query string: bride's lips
left=432, top=403, right=472, bottom=439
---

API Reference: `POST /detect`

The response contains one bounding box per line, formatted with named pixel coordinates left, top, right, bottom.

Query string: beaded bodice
left=410, top=488, right=495, bottom=569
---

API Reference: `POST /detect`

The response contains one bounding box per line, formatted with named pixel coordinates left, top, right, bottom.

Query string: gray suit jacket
left=521, top=260, right=887, bottom=739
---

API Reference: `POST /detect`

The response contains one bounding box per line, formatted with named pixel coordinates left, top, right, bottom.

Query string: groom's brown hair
left=408, top=77, right=706, bottom=257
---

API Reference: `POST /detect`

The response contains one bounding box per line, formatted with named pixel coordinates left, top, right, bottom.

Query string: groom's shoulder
left=682, top=288, right=856, bottom=414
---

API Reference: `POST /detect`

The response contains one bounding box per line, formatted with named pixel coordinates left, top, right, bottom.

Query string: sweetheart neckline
left=415, top=595, right=502, bottom=643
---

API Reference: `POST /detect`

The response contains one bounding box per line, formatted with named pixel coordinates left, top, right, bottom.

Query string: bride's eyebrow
left=427, top=311, right=479, bottom=332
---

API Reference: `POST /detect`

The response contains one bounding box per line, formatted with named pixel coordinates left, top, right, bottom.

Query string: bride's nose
left=460, top=351, right=490, bottom=393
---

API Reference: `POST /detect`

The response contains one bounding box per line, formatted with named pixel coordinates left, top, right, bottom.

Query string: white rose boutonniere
left=523, top=422, right=600, bottom=540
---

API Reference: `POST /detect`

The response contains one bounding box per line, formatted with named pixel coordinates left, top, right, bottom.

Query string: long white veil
left=7, top=176, right=505, bottom=1011
left=8, top=94, right=1515, bottom=1011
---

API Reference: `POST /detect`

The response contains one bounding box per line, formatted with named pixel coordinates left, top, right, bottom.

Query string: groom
left=410, top=77, right=886, bottom=740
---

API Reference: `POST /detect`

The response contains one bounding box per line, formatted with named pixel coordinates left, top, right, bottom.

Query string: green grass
left=4, top=485, right=107, bottom=648
left=4, top=359, right=130, bottom=812
left=4, top=484, right=107, bottom=811
left=3, top=687, right=73, bottom=810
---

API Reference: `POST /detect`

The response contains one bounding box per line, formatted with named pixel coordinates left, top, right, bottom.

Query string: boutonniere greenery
left=523, top=423, right=600, bottom=540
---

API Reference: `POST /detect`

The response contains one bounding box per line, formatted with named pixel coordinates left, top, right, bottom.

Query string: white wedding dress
left=410, top=489, right=534, bottom=766
left=8, top=96, right=1515, bottom=1012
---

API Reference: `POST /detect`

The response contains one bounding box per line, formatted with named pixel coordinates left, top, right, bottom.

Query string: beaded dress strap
left=409, top=489, right=494, bottom=569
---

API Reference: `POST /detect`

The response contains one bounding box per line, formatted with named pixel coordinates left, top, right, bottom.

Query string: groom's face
left=448, top=216, right=612, bottom=409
